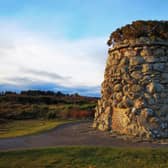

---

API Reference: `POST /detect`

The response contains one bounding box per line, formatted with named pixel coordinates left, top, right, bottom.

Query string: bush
left=47, top=111, right=57, bottom=119
left=0, top=99, right=96, bottom=120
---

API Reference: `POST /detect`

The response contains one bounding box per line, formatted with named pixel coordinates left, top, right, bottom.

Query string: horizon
left=0, top=0, right=168, bottom=96
left=0, top=89, right=100, bottom=98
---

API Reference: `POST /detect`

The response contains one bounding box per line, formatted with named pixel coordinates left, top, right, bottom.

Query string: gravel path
left=0, top=121, right=167, bottom=151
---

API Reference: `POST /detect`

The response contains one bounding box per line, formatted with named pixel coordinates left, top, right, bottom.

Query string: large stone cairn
left=93, top=20, right=168, bottom=139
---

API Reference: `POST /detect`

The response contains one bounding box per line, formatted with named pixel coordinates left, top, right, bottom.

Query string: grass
left=0, top=147, right=168, bottom=168
left=0, top=119, right=73, bottom=138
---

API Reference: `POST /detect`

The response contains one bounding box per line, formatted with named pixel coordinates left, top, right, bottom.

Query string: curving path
left=0, top=121, right=168, bottom=151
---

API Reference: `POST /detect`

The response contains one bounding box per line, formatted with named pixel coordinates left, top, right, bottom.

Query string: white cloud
left=0, top=21, right=107, bottom=89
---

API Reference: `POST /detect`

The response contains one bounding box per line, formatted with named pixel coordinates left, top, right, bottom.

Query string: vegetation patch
left=0, top=119, right=73, bottom=138
left=0, top=90, right=97, bottom=120
left=0, top=147, right=168, bottom=168
left=107, top=20, right=168, bottom=45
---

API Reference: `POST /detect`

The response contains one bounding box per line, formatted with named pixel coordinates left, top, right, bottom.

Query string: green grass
left=0, top=120, right=73, bottom=138
left=0, top=147, right=168, bottom=168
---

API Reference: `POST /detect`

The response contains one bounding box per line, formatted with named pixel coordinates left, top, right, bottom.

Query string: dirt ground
left=0, top=121, right=168, bottom=151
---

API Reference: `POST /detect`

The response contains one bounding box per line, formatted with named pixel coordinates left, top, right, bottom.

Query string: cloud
left=21, top=68, right=72, bottom=85
left=0, top=21, right=106, bottom=96
left=23, top=68, right=70, bottom=80
left=0, top=79, right=100, bottom=97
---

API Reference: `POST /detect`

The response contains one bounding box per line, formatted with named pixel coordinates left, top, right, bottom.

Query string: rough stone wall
left=93, top=23, right=168, bottom=139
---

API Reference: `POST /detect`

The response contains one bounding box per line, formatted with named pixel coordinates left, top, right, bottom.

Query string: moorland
left=0, top=90, right=167, bottom=168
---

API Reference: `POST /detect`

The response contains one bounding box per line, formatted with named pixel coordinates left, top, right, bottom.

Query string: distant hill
left=0, top=90, right=98, bottom=121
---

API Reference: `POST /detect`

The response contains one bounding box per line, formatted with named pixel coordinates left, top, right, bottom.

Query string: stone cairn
left=93, top=21, right=168, bottom=139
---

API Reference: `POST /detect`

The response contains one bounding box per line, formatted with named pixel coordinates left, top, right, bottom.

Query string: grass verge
left=0, top=119, right=74, bottom=138
left=0, top=147, right=168, bottom=168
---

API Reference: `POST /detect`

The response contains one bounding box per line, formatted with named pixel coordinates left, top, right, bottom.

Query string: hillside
left=0, top=90, right=98, bottom=121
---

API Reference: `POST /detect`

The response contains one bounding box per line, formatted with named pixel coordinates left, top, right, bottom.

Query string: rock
left=161, top=122, right=167, bottom=129
left=140, top=76, right=152, bottom=85
left=153, top=63, right=165, bottom=72
left=113, top=84, right=122, bottom=92
left=141, top=108, right=155, bottom=118
left=131, top=71, right=142, bottom=79
left=140, top=48, right=152, bottom=57
left=122, top=73, right=132, bottom=82
left=130, top=56, right=144, bottom=66
left=123, top=84, right=130, bottom=93
left=124, top=50, right=136, bottom=57
left=146, top=82, right=164, bottom=93
left=160, top=56, right=167, bottom=62
left=119, top=57, right=129, bottom=65
left=162, top=73, right=168, bottom=80
left=160, top=105, right=168, bottom=117
left=131, top=107, right=140, bottom=115
left=153, top=93, right=160, bottom=102
left=92, top=122, right=98, bottom=128
left=115, top=92, right=123, bottom=101
left=142, top=64, right=152, bottom=73
left=144, top=56, right=158, bottom=63
left=98, top=123, right=105, bottom=131
left=134, top=98, right=146, bottom=109
left=154, top=48, right=165, bottom=56
left=149, top=117, right=160, bottom=126
left=148, top=98, right=155, bottom=105
left=131, top=84, right=141, bottom=92
left=122, top=96, right=133, bottom=108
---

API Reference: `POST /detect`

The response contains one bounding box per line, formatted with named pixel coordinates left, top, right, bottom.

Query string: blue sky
left=0, top=0, right=167, bottom=96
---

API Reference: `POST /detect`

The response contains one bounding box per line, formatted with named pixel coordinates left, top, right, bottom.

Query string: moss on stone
left=107, top=20, right=168, bottom=46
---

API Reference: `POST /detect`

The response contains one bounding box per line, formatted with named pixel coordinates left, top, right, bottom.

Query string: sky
left=0, top=0, right=167, bottom=96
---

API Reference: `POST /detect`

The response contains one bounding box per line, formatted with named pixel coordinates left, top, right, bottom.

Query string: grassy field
left=0, top=91, right=97, bottom=121
left=0, top=147, right=167, bottom=168
left=0, top=120, right=72, bottom=138
left=0, top=102, right=96, bottom=120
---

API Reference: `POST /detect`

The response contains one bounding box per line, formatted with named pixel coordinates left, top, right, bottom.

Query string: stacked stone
left=93, top=22, right=168, bottom=139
